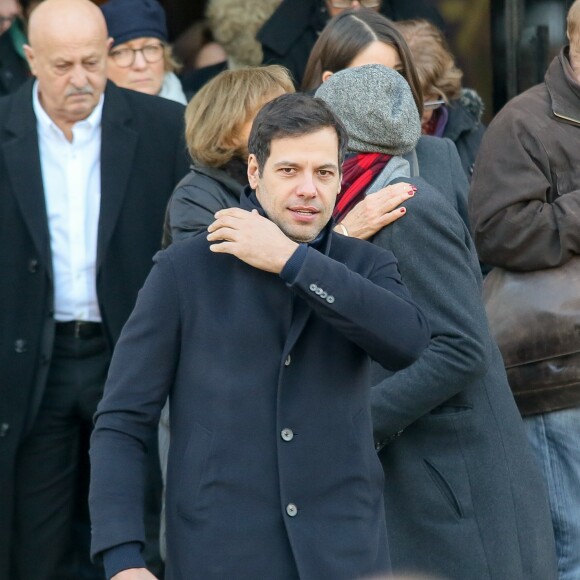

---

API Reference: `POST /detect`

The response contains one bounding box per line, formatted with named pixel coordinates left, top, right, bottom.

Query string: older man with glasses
left=258, top=0, right=445, bottom=87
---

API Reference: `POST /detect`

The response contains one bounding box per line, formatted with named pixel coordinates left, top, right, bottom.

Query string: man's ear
left=247, top=154, right=260, bottom=189
left=321, top=70, right=333, bottom=83
left=107, top=37, right=114, bottom=51
left=23, top=44, right=37, bottom=76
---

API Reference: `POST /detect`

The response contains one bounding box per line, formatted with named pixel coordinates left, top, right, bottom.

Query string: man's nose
left=297, top=173, right=317, bottom=197
left=351, top=0, right=362, bottom=8
left=70, top=65, right=88, bottom=88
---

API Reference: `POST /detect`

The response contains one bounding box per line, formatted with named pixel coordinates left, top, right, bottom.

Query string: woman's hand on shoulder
left=337, top=182, right=416, bottom=240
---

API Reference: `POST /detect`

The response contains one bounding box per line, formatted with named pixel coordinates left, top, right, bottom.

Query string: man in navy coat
left=89, top=93, right=430, bottom=580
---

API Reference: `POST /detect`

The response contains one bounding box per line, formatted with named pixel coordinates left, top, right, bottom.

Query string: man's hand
left=207, top=208, right=299, bottom=273
left=112, top=568, right=158, bottom=580
left=338, top=182, right=416, bottom=240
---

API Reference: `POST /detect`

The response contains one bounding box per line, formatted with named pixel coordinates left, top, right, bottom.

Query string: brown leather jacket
left=469, top=47, right=580, bottom=414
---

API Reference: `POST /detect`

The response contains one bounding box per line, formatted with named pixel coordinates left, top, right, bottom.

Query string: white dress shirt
left=33, top=82, right=104, bottom=322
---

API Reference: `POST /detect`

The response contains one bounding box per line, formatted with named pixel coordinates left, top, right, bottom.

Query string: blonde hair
left=163, top=44, right=182, bottom=74
left=397, top=19, right=462, bottom=103
left=207, top=0, right=280, bottom=68
left=568, top=0, right=580, bottom=51
left=185, top=65, right=295, bottom=167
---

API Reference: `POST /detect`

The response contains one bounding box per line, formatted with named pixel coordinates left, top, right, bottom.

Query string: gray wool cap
left=315, top=64, right=421, bottom=156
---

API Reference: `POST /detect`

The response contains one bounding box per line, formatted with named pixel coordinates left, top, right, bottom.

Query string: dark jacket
left=89, top=192, right=430, bottom=579
left=162, top=162, right=245, bottom=247
left=0, top=79, right=189, bottom=578
left=469, top=48, right=580, bottom=413
left=368, top=172, right=557, bottom=579
left=443, top=89, right=486, bottom=180
left=258, top=0, right=445, bottom=87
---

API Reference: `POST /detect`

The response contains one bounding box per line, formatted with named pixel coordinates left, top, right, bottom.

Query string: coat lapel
left=2, top=80, right=52, bottom=278
left=97, top=82, right=139, bottom=271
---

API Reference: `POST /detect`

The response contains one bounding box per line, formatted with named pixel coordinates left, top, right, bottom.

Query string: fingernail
left=400, top=208, right=406, bottom=213
left=408, top=191, right=414, bottom=196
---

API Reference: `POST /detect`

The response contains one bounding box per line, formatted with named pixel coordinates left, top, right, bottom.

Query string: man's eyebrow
left=273, top=161, right=300, bottom=168
left=317, top=163, right=339, bottom=171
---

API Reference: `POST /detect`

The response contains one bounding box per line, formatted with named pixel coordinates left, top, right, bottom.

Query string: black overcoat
left=89, top=196, right=430, bottom=579
left=0, top=79, right=189, bottom=577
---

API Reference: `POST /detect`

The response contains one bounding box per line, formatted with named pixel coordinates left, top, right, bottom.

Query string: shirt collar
left=32, top=80, right=104, bottom=142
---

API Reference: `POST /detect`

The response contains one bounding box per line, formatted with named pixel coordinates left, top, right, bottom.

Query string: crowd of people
left=0, top=0, right=578, bottom=579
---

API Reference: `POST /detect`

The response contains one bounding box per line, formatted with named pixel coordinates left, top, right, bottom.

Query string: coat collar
left=546, top=47, right=580, bottom=126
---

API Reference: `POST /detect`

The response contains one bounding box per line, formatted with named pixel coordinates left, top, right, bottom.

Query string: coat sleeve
left=285, top=241, right=430, bottom=371
left=89, top=251, right=181, bottom=559
left=442, top=137, right=470, bottom=230
left=469, top=105, right=580, bottom=270
left=370, top=187, right=491, bottom=443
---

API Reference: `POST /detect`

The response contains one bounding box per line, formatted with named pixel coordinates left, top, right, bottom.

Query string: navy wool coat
left=89, top=201, right=430, bottom=580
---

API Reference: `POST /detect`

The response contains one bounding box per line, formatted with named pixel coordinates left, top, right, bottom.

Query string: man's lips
left=288, top=206, right=320, bottom=222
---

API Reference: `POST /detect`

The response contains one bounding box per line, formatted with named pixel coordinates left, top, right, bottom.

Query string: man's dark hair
left=248, top=93, right=348, bottom=172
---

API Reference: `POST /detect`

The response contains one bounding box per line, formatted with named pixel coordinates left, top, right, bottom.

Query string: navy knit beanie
left=101, top=0, right=168, bottom=48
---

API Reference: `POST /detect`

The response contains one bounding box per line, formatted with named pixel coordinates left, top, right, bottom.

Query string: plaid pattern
left=333, top=152, right=392, bottom=223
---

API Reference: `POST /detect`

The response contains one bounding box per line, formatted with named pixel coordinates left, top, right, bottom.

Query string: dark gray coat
left=0, top=79, right=189, bottom=578
left=408, top=134, right=470, bottom=228
left=368, top=171, right=558, bottom=579
left=89, top=193, right=430, bottom=579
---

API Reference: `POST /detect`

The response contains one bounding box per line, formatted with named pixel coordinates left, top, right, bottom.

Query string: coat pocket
left=423, top=458, right=464, bottom=519
left=175, top=422, right=214, bottom=522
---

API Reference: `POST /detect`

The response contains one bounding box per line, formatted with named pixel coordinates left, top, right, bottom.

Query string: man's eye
left=280, top=168, right=296, bottom=174
left=318, top=170, right=333, bottom=177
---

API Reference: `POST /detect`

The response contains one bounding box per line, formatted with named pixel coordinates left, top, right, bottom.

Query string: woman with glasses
left=397, top=19, right=486, bottom=179
left=101, top=0, right=187, bottom=105
left=302, top=8, right=470, bottom=230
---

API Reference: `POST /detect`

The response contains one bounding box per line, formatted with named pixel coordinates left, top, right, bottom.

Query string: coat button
left=309, top=284, right=317, bottom=292
left=320, top=291, right=328, bottom=299
left=281, top=428, right=294, bottom=442
left=326, top=295, right=335, bottom=304
left=14, top=339, right=28, bottom=353
left=315, top=287, right=323, bottom=295
left=28, top=259, right=39, bottom=273
left=284, top=355, right=291, bottom=366
left=286, top=503, right=298, bottom=517
left=0, top=423, right=10, bottom=437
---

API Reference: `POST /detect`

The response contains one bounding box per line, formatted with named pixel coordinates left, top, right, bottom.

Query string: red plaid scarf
left=333, top=152, right=392, bottom=223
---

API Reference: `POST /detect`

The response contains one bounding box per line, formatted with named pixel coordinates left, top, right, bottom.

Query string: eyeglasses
left=109, top=43, right=164, bottom=68
left=423, top=99, right=446, bottom=111
left=330, top=0, right=381, bottom=8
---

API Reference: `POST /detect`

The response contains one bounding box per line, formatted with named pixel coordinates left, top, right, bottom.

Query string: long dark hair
left=302, top=8, right=423, bottom=115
